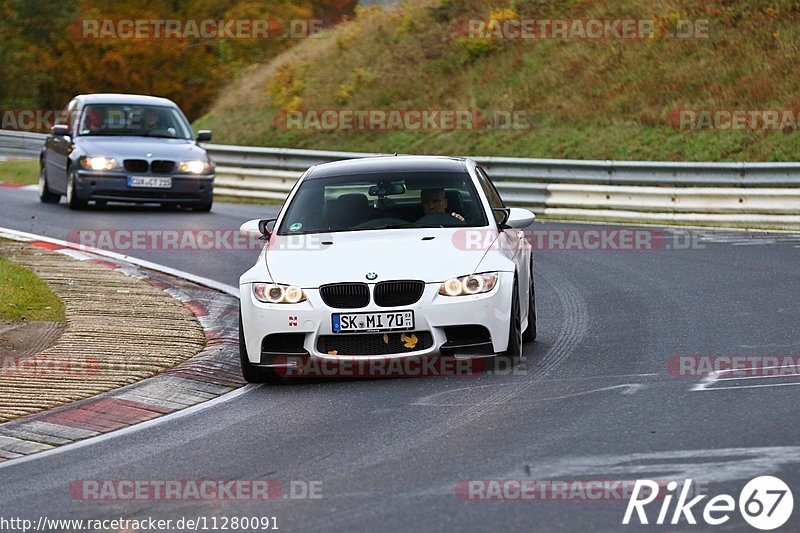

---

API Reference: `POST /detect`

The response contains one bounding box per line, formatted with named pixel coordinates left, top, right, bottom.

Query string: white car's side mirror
left=239, top=218, right=275, bottom=239
left=505, top=208, right=536, bottom=229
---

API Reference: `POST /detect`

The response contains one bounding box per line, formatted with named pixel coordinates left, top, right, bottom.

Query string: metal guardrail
left=205, top=142, right=800, bottom=187
left=4, top=130, right=800, bottom=187
left=0, top=130, right=47, bottom=158
left=2, top=129, right=799, bottom=228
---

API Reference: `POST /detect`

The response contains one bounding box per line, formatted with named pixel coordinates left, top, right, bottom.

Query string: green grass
left=0, top=159, right=38, bottom=185
left=213, top=194, right=282, bottom=206
left=194, top=0, right=800, bottom=162
left=0, top=257, right=65, bottom=321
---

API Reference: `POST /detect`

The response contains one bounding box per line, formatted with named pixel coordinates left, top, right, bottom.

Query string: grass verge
left=0, top=159, right=38, bottom=185
left=0, top=256, right=66, bottom=321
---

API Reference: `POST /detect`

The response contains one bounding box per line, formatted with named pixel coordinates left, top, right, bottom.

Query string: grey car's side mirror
left=196, top=130, right=212, bottom=142
left=51, top=124, right=70, bottom=136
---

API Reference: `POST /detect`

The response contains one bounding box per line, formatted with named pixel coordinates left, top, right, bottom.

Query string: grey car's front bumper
left=75, top=170, right=214, bottom=205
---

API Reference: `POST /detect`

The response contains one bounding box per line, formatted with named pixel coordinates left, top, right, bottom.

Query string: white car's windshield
left=78, top=104, right=193, bottom=139
left=277, top=171, right=488, bottom=235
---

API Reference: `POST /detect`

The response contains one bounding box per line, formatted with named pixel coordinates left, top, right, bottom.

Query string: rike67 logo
left=623, top=477, right=793, bottom=530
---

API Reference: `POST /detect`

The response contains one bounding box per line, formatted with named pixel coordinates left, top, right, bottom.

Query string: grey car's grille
left=124, top=159, right=148, bottom=173
left=124, top=159, right=148, bottom=172
left=319, top=283, right=370, bottom=309
left=122, top=160, right=176, bottom=174
left=151, top=160, right=175, bottom=174
left=374, top=280, right=425, bottom=307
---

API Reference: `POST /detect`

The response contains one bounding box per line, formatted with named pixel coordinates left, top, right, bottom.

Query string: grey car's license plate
left=127, top=176, right=172, bottom=188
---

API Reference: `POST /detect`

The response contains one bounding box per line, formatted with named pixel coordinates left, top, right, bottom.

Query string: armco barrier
left=2, top=130, right=799, bottom=228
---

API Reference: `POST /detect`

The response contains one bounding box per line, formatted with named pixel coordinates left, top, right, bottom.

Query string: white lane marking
left=0, top=226, right=239, bottom=297
left=719, top=365, right=800, bottom=381
left=693, top=365, right=800, bottom=391
left=413, top=383, right=644, bottom=406
left=519, top=447, right=800, bottom=484
left=692, top=371, right=719, bottom=391
left=411, top=446, right=800, bottom=499
left=0, top=226, right=251, bottom=468
left=20, top=185, right=38, bottom=191
left=0, top=385, right=259, bottom=471
left=695, top=381, right=800, bottom=392
left=537, top=372, right=658, bottom=382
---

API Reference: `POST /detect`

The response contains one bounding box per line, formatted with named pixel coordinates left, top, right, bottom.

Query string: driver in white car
left=421, top=188, right=465, bottom=221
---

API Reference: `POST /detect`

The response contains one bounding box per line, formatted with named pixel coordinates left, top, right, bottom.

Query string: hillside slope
left=195, top=0, right=800, bottom=161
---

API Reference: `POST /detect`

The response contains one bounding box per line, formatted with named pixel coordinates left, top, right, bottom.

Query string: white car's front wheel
left=504, top=276, right=523, bottom=359
left=523, top=259, right=537, bottom=342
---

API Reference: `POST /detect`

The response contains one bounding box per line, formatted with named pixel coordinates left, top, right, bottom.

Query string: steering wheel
left=415, top=213, right=466, bottom=226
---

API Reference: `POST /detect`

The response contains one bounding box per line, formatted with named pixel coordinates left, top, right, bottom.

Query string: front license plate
left=332, top=311, right=414, bottom=333
left=127, top=176, right=172, bottom=188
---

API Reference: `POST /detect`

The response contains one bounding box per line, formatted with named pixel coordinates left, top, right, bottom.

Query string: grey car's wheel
left=38, top=165, right=60, bottom=204
left=66, top=169, right=87, bottom=210
left=190, top=201, right=213, bottom=212
left=523, top=260, right=537, bottom=342
left=239, top=310, right=281, bottom=384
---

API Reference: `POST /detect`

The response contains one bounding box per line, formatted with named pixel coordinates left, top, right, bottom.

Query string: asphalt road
left=1, top=187, right=800, bottom=532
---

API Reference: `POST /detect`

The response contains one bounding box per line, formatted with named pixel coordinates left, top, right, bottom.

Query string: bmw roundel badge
left=366, top=272, right=378, bottom=280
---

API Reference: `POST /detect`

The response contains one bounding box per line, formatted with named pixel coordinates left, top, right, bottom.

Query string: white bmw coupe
left=238, top=156, right=536, bottom=382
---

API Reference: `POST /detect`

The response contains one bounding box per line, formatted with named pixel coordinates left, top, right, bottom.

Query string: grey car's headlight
left=438, top=273, right=498, bottom=297
left=80, top=156, right=120, bottom=171
left=177, top=160, right=212, bottom=174
left=253, top=283, right=307, bottom=304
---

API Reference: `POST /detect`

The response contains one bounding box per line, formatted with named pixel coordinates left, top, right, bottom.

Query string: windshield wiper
left=141, top=132, right=182, bottom=138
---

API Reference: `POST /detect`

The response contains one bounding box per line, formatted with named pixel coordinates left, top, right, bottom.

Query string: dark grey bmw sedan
left=39, top=93, right=215, bottom=211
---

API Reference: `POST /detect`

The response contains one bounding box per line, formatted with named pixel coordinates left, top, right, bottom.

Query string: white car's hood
left=264, top=228, right=499, bottom=288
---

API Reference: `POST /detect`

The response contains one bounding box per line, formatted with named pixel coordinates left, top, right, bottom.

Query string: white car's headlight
left=80, top=156, right=120, bottom=171
left=178, top=160, right=212, bottom=174
left=438, top=273, right=498, bottom=296
left=253, top=283, right=307, bottom=304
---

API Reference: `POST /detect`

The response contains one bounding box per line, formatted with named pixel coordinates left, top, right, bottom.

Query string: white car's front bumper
left=239, top=272, right=515, bottom=365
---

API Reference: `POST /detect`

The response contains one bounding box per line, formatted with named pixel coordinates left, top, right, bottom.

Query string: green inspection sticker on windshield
left=289, top=222, right=303, bottom=232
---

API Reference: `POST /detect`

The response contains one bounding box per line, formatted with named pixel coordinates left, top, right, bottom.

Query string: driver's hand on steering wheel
left=450, top=212, right=465, bottom=222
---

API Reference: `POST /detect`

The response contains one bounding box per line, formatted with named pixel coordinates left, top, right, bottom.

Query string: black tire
left=66, top=169, right=87, bottom=210
left=523, top=259, right=537, bottom=342
left=190, top=201, right=213, bottom=212
left=502, top=276, right=523, bottom=361
left=239, top=310, right=281, bottom=384
left=38, top=165, right=60, bottom=204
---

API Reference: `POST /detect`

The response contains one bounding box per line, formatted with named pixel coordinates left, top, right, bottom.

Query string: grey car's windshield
left=77, top=104, right=193, bottom=139
left=277, top=170, right=488, bottom=235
